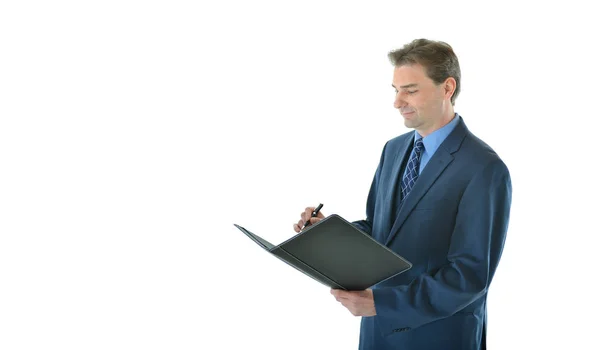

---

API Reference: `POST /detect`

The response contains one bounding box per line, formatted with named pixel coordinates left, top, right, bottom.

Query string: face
left=392, top=63, right=454, bottom=136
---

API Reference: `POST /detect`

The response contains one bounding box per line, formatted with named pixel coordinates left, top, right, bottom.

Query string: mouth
left=401, top=111, right=415, bottom=117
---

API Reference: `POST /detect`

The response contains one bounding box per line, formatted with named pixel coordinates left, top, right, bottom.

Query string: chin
left=403, top=119, right=418, bottom=129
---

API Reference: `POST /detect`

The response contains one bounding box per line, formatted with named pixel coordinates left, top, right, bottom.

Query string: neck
left=416, top=108, right=455, bottom=137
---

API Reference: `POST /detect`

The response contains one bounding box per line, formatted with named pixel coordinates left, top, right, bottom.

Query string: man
left=293, top=39, right=512, bottom=350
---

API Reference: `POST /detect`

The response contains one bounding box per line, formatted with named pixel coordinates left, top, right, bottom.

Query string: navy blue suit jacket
left=353, top=117, right=512, bottom=350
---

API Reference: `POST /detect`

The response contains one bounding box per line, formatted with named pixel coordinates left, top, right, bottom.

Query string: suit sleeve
left=352, top=142, right=388, bottom=235
left=372, top=159, right=512, bottom=336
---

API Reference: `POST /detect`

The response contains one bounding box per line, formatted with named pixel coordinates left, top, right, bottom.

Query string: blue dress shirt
left=410, top=113, right=460, bottom=175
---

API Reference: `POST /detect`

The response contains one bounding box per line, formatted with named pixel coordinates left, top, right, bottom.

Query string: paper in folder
left=234, top=214, right=412, bottom=291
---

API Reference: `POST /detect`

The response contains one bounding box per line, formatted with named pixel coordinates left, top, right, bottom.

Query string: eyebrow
left=392, top=83, right=418, bottom=89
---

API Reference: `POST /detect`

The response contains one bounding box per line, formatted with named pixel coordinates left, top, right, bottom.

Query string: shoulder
left=459, top=130, right=510, bottom=180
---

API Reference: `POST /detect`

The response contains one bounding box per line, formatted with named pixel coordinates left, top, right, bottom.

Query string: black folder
left=234, top=214, right=412, bottom=291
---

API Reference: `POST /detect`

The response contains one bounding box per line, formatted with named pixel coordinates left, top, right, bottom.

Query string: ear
left=443, top=77, right=456, bottom=101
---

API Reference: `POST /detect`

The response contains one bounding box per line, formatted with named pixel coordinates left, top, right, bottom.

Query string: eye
left=407, top=90, right=418, bottom=94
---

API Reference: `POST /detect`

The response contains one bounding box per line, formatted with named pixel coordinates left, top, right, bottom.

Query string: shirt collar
left=413, top=113, right=460, bottom=154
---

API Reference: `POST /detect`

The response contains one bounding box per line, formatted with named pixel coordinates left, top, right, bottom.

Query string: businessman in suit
left=293, top=39, right=512, bottom=349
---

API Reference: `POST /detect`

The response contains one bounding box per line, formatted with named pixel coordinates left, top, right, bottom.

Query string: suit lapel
left=371, top=136, right=413, bottom=244
left=385, top=117, right=468, bottom=246
left=385, top=151, right=454, bottom=245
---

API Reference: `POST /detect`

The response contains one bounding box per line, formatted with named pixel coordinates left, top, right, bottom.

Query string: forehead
left=392, top=63, right=432, bottom=86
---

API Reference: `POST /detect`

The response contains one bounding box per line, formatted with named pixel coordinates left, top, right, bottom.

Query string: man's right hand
left=293, top=206, right=326, bottom=233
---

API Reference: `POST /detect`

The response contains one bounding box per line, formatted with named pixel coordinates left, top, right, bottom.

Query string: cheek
left=420, top=95, right=441, bottom=111
left=412, top=98, right=428, bottom=113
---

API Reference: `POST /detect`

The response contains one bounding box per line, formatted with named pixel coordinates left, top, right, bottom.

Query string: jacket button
left=393, top=327, right=410, bottom=332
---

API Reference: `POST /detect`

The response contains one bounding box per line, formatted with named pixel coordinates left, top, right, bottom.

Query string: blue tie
left=400, top=138, right=425, bottom=204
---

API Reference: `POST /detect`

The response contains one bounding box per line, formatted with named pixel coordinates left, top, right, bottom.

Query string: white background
left=1, top=1, right=599, bottom=349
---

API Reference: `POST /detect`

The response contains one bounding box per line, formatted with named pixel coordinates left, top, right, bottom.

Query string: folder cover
left=234, top=214, right=412, bottom=291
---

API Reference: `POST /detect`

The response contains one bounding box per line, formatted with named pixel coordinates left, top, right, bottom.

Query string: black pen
left=301, top=203, right=324, bottom=230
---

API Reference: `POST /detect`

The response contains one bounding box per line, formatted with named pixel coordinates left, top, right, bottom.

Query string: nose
left=394, top=93, right=406, bottom=109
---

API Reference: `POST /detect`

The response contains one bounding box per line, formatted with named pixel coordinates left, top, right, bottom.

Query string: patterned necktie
left=400, top=138, right=425, bottom=203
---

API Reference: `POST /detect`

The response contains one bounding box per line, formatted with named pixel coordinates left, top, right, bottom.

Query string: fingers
left=301, top=208, right=325, bottom=223
left=297, top=217, right=323, bottom=231
left=331, top=290, right=360, bottom=316
left=334, top=295, right=351, bottom=303
left=301, top=207, right=315, bottom=222
left=294, top=218, right=307, bottom=232
left=294, top=206, right=326, bottom=233
left=331, top=288, right=350, bottom=300
left=332, top=292, right=356, bottom=315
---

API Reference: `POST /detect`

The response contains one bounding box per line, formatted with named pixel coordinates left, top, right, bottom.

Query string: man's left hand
left=330, top=288, right=376, bottom=317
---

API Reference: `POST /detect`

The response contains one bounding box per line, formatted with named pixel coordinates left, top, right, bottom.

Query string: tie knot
left=414, top=139, right=424, bottom=155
